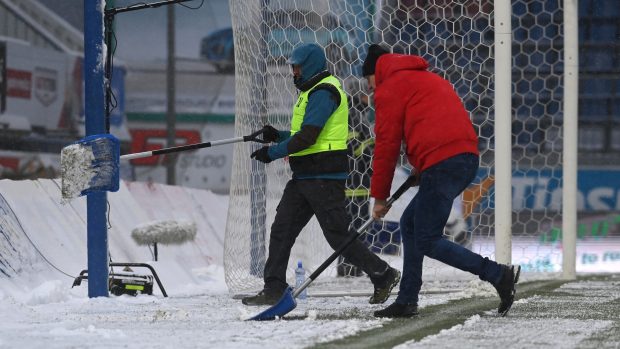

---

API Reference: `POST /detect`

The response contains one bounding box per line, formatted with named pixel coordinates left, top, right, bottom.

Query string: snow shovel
left=248, top=174, right=418, bottom=321
left=60, top=127, right=273, bottom=200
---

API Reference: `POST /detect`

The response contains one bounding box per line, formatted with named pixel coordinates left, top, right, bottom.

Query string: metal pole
left=562, top=0, right=579, bottom=280
left=494, top=0, right=512, bottom=264
left=166, top=5, right=176, bottom=185
left=108, top=0, right=194, bottom=15
left=84, top=0, right=109, bottom=297
left=0, top=42, right=6, bottom=113
left=249, top=0, right=269, bottom=276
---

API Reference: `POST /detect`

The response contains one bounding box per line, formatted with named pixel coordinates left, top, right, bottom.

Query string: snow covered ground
left=1, top=267, right=618, bottom=348
left=396, top=277, right=620, bottom=349
left=0, top=280, right=388, bottom=349
left=0, top=179, right=618, bottom=348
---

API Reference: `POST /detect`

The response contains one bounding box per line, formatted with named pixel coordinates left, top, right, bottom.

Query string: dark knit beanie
left=362, top=44, right=389, bottom=77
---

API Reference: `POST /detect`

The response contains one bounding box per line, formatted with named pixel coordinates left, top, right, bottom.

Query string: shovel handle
left=120, top=128, right=272, bottom=161
left=292, top=173, right=417, bottom=298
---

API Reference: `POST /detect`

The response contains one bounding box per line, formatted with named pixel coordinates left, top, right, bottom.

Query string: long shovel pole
left=120, top=129, right=270, bottom=161
left=292, top=174, right=418, bottom=298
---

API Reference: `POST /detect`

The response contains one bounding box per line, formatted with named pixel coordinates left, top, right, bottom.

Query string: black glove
left=250, top=147, right=272, bottom=163
left=260, top=125, right=280, bottom=143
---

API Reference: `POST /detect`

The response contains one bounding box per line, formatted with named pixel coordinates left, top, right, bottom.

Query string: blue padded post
left=84, top=0, right=109, bottom=298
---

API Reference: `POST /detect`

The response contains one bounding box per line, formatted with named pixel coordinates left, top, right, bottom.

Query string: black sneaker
left=374, top=302, right=418, bottom=318
left=493, top=264, right=521, bottom=316
left=369, top=267, right=401, bottom=304
left=241, top=289, right=283, bottom=306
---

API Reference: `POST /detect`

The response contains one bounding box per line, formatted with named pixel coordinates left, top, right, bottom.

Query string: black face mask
left=295, top=71, right=332, bottom=92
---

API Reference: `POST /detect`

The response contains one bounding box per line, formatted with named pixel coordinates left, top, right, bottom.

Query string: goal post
left=225, top=0, right=572, bottom=296
left=494, top=0, right=513, bottom=265
left=562, top=0, right=579, bottom=280
left=84, top=0, right=109, bottom=298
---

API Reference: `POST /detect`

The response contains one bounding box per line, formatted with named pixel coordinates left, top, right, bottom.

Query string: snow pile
left=24, top=280, right=72, bottom=305
left=60, top=143, right=96, bottom=201
left=0, top=178, right=228, bottom=300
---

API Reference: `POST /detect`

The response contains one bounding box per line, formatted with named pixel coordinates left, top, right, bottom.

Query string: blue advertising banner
left=476, top=167, right=620, bottom=212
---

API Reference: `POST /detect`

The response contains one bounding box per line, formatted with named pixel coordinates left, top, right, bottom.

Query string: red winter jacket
left=370, top=54, right=479, bottom=200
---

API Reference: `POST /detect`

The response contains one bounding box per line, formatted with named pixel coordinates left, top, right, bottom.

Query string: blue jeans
left=395, top=153, right=503, bottom=305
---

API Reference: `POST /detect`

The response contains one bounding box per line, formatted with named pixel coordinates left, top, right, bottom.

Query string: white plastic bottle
left=295, top=260, right=308, bottom=300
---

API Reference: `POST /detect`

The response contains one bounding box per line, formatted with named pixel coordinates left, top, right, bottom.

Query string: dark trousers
left=396, top=153, right=503, bottom=305
left=337, top=196, right=370, bottom=276
left=264, top=179, right=389, bottom=292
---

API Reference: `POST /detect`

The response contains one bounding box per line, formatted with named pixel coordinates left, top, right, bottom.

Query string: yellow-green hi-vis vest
left=289, top=75, right=348, bottom=157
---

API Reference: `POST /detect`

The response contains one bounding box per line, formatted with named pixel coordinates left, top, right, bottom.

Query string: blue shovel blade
left=248, top=287, right=297, bottom=321
left=61, top=134, right=120, bottom=199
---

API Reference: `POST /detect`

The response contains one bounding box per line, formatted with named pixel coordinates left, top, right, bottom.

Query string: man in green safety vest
left=243, top=43, right=400, bottom=306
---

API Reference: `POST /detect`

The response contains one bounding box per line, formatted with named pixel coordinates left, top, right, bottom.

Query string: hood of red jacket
left=375, top=54, right=430, bottom=86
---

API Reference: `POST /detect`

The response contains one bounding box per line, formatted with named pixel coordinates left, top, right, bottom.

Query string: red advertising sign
left=129, top=129, right=201, bottom=166
left=6, top=69, right=31, bottom=99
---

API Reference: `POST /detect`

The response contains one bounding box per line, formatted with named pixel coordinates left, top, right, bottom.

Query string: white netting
left=505, top=0, right=564, bottom=271
left=225, top=0, right=564, bottom=295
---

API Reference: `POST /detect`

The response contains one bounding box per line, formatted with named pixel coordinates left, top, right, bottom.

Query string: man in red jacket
left=363, top=44, right=521, bottom=318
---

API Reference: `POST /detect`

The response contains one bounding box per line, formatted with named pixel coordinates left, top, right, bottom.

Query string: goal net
left=225, top=0, right=564, bottom=295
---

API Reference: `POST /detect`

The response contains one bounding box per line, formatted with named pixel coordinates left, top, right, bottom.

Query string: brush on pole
left=61, top=134, right=120, bottom=201
left=60, top=127, right=273, bottom=200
